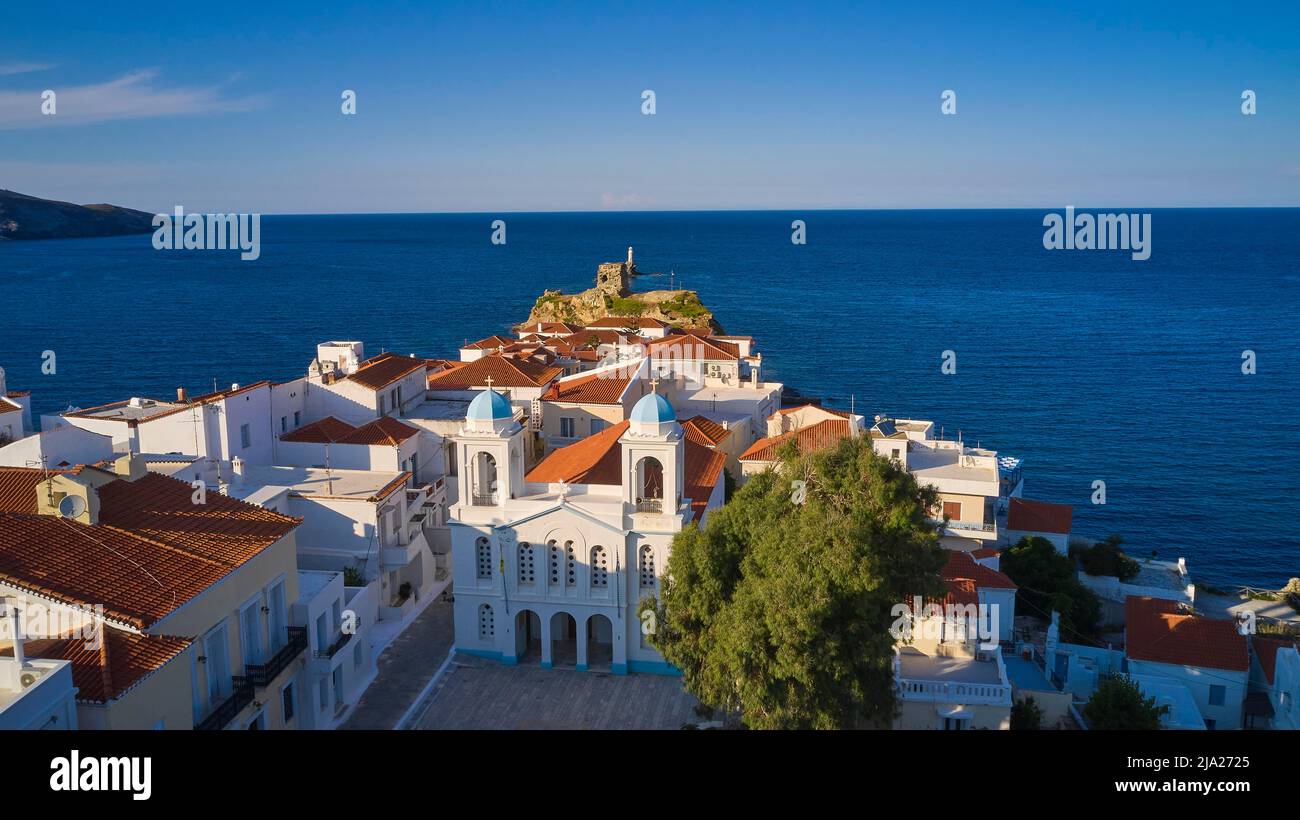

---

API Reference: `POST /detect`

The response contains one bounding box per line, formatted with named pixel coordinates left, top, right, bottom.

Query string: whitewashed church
left=448, top=385, right=726, bottom=674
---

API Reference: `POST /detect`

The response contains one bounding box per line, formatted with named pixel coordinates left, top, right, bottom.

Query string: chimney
left=113, top=452, right=147, bottom=482
left=232, top=456, right=246, bottom=480
left=4, top=598, right=24, bottom=667
left=177, top=386, right=187, bottom=402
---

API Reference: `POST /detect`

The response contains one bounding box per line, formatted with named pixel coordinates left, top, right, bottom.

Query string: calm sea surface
left=2, top=209, right=1297, bottom=586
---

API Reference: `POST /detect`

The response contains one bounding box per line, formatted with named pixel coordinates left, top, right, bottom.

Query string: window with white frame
left=560, top=417, right=575, bottom=438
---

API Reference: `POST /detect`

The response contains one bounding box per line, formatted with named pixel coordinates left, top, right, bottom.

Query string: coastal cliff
left=0, top=189, right=154, bottom=241
left=520, top=247, right=722, bottom=332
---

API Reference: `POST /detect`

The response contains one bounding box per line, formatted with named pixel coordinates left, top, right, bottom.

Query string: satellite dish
left=57, top=495, right=86, bottom=519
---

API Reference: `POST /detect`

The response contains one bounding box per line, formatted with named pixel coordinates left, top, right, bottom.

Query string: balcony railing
left=472, top=492, right=498, bottom=506
left=635, top=498, right=663, bottom=513
left=314, top=628, right=355, bottom=660
left=196, top=675, right=254, bottom=730
left=245, top=626, right=308, bottom=688
left=928, top=517, right=996, bottom=534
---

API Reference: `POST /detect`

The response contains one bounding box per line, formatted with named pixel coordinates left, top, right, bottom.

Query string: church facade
left=447, top=386, right=725, bottom=674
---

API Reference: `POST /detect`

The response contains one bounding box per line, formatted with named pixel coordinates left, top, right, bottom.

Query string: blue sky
left=2, top=1, right=1297, bottom=212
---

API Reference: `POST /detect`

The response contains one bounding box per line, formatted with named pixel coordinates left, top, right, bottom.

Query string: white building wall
left=1125, top=658, right=1247, bottom=730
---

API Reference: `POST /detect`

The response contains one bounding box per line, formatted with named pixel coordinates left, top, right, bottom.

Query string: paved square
left=413, top=654, right=702, bottom=730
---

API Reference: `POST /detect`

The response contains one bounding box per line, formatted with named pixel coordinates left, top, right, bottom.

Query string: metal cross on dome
left=484, top=376, right=494, bottom=390
left=649, top=377, right=659, bottom=393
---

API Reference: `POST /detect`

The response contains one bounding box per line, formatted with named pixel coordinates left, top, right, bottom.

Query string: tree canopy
left=643, top=433, right=949, bottom=729
left=1001, top=535, right=1103, bottom=638
left=1083, top=675, right=1169, bottom=730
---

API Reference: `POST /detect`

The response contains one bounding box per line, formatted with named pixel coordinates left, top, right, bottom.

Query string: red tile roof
left=586, top=316, right=670, bottom=330
left=942, top=550, right=1017, bottom=590
left=280, top=416, right=356, bottom=443
left=775, top=403, right=852, bottom=418
left=1125, top=597, right=1249, bottom=672
left=526, top=421, right=629, bottom=485
left=559, top=329, right=645, bottom=348
left=681, top=415, right=731, bottom=447
left=340, top=416, right=420, bottom=446
left=3, top=628, right=191, bottom=704
left=1253, top=635, right=1298, bottom=685
left=647, top=334, right=738, bottom=361
left=0, top=466, right=46, bottom=513
left=518, top=322, right=581, bottom=335
left=0, top=470, right=300, bottom=629
left=943, top=577, right=980, bottom=608
left=684, top=441, right=727, bottom=522
left=0, top=397, right=22, bottom=412
left=461, top=335, right=516, bottom=350
left=525, top=420, right=725, bottom=522
left=542, top=371, right=634, bottom=405
left=1007, top=497, right=1073, bottom=535
left=282, top=415, right=418, bottom=446
left=347, top=353, right=428, bottom=390
left=426, top=353, right=563, bottom=390
left=739, top=419, right=852, bottom=462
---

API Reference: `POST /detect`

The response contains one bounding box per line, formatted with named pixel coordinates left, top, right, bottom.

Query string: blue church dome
left=467, top=388, right=513, bottom=422
left=630, top=392, right=676, bottom=425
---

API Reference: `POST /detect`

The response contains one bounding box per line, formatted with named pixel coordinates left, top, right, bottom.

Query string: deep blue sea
left=2, top=210, right=1297, bottom=587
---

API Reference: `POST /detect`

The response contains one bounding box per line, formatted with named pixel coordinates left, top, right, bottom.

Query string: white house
left=292, top=570, right=377, bottom=729
left=1004, top=497, right=1072, bottom=553
left=1124, top=596, right=1249, bottom=730
left=60, top=381, right=277, bottom=465
left=448, top=387, right=725, bottom=675
left=1249, top=635, right=1299, bottom=730
left=0, top=599, right=78, bottom=730
left=893, top=575, right=1013, bottom=730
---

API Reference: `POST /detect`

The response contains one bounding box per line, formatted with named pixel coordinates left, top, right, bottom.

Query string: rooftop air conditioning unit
left=19, top=666, right=44, bottom=688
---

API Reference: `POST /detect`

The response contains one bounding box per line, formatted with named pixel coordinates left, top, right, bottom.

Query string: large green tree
left=643, top=434, right=948, bottom=729
left=1083, top=675, right=1169, bottom=730
left=1001, top=535, right=1103, bottom=638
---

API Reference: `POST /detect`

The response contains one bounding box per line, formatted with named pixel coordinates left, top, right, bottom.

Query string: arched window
left=472, top=452, right=498, bottom=505
left=548, top=540, right=560, bottom=586
left=639, top=545, right=656, bottom=588
left=518, top=541, right=535, bottom=585
left=591, top=545, right=609, bottom=588
left=475, top=537, right=492, bottom=579
left=565, top=541, right=576, bottom=587
left=635, top=457, right=664, bottom=513
left=478, top=603, right=495, bottom=639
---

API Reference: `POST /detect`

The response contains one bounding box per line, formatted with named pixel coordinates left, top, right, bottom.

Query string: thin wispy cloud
left=0, top=69, right=266, bottom=129
left=0, top=62, right=54, bottom=76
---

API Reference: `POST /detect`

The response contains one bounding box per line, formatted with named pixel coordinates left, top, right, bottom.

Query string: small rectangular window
left=560, top=417, right=575, bottom=438
left=240, top=423, right=251, bottom=449
left=1208, top=684, right=1226, bottom=706
left=280, top=416, right=287, bottom=433
left=942, top=501, right=962, bottom=520
left=293, top=411, right=301, bottom=427
left=282, top=682, right=295, bottom=722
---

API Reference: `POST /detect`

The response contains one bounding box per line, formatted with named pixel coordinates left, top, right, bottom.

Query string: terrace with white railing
left=894, top=644, right=1013, bottom=707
